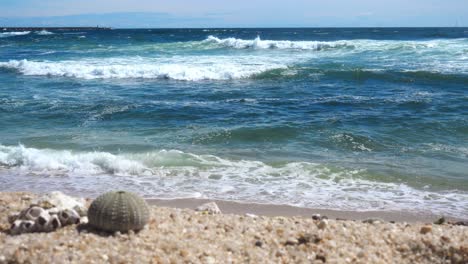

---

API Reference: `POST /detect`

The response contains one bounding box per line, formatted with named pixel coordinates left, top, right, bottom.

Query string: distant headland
left=1, top=27, right=111, bottom=31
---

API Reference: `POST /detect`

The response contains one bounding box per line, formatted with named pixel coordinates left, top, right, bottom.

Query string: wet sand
left=148, top=198, right=457, bottom=223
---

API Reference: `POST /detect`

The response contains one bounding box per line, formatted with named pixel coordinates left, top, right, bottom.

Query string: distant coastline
left=1, top=26, right=111, bottom=31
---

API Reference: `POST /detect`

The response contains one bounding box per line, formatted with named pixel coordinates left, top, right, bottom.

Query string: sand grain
left=1, top=192, right=467, bottom=263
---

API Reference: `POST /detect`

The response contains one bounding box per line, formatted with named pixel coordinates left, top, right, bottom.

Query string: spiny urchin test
left=88, top=191, right=150, bottom=232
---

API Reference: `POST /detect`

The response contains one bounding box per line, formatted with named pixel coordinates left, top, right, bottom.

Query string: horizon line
left=2, top=26, right=468, bottom=29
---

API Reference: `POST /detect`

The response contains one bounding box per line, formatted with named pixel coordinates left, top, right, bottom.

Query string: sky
left=0, top=0, right=467, bottom=28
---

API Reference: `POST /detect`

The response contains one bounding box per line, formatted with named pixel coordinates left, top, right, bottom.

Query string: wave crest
left=35, top=30, right=54, bottom=35
left=0, top=59, right=286, bottom=81
left=0, top=31, right=30, bottom=38
left=205, top=35, right=352, bottom=50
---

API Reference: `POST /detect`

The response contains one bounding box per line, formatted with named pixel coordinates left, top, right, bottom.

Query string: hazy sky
left=1, top=0, right=467, bottom=27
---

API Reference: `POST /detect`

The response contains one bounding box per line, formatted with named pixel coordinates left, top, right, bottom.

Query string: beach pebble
left=245, top=213, right=258, bottom=218
left=195, top=202, right=221, bottom=215
left=318, top=219, right=328, bottom=229
left=298, top=233, right=321, bottom=244
left=20, top=195, right=32, bottom=201
left=7, top=213, right=20, bottom=224
left=454, top=221, right=468, bottom=226
left=420, top=226, right=432, bottom=234
left=285, top=237, right=298, bottom=246
left=312, top=214, right=328, bottom=221
left=433, top=217, right=446, bottom=225
left=80, top=216, right=89, bottom=225
left=363, top=218, right=385, bottom=224
left=203, top=256, right=216, bottom=264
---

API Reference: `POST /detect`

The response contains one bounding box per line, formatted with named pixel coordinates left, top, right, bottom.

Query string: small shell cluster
left=8, top=205, right=86, bottom=235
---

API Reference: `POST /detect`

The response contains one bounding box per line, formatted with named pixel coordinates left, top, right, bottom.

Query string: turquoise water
left=0, top=28, right=467, bottom=218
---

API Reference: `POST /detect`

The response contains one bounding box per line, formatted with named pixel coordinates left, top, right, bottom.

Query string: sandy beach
left=1, top=192, right=467, bottom=263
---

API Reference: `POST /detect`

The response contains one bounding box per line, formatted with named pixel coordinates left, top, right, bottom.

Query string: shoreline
left=1, top=189, right=465, bottom=222
left=147, top=198, right=461, bottom=223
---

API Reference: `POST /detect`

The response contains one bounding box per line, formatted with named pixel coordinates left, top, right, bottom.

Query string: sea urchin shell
left=88, top=191, right=150, bottom=232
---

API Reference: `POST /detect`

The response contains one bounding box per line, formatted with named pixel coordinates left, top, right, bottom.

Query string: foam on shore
left=0, top=144, right=467, bottom=218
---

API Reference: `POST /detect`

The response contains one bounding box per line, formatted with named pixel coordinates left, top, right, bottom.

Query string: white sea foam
left=203, top=36, right=468, bottom=55
left=331, top=133, right=373, bottom=152
left=0, top=31, right=30, bottom=38
left=205, top=35, right=351, bottom=50
left=0, top=144, right=467, bottom=218
left=35, top=30, right=54, bottom=35
left=0, top=145, right=149, bottom=176
left=1, top=37, right=466, bottom=79
left=0, top=58, right=287, bottom=81
left=201, top=37, right=468, bottom=74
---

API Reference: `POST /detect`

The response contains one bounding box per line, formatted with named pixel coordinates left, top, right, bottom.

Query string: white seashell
left=33, top=191, right=87, bottom=216
left=34, top=211, right=51, bottom=232
left=21, top=206, right=46, bottom=221
left=10, top=220, right=35, bottom=235
left=58, top=209, right=80, bottom=226
left=195, top=202, right=222, bottom=215
left=245, top=213, right=258, bottom=218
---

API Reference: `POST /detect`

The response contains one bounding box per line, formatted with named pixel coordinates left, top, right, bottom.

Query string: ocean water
left=0, top=28, right=467, bottom=218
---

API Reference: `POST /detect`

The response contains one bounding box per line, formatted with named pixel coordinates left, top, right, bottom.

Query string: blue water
left=0, top=28, right=467, bottom=218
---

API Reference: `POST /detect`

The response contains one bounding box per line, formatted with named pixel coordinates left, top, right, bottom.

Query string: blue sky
left=1, top=0, right=467, bottom=27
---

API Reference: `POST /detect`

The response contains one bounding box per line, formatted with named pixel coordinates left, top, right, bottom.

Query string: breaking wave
left=0, top=144, right=467, bottom=218
left=35, top=30, right=54, bottom=35
left=2, top=58, right=467, bottom=82
left=205, top=35, right=352, bottom=50
left=0, top=59, right=287, bottom=81
left=0, top=31, right=30, bottom=38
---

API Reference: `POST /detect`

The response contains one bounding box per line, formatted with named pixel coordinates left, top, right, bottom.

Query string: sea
left=0, top=28, right=467, bottom=218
